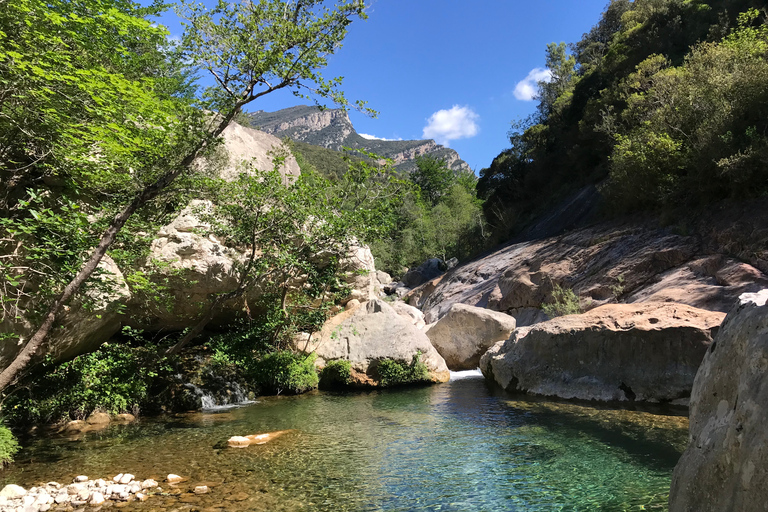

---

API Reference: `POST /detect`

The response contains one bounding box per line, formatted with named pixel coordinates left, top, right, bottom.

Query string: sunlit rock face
left=301, top=298, right=450, bottom=384
left=669, top=290, right=768, bottom=512
left=480, top=302, right=725, bottom=403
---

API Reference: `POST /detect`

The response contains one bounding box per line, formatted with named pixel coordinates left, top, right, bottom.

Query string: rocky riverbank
left=0, top=474, right=162, bottom=512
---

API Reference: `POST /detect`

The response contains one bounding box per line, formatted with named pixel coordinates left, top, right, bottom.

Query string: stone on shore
left=669, top=290, right=768, bottom=511
left=426, top=303, right=516, bottom=370
left=480, top=302, right=724, bottom=402
left=0, top=485, right=26, bottom=499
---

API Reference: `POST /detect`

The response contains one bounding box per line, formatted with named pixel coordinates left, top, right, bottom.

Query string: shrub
left=377, top=352, right=430, bottom=387
left=3, top=342, right=170, bottom=425
left=254, top=351, right=318, bottom=395
left=542, top=284, right=583, bottom=318
left=319, top=359, right=352, bottom=389
left=0, top=425, right=19, bottom=466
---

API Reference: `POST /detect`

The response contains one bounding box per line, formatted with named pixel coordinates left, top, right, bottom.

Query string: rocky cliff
left=669, top=289, right=768, bottom=511
left=246, top=105, right=470, bottom=174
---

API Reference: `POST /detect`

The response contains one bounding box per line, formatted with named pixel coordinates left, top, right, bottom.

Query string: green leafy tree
left=0, top=0, right=368, bottom=391
left=411, top=156, right=455, bottom=205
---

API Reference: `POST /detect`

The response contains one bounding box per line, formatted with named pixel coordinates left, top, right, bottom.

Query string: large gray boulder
left=0, top=255, right=130, bottom=372
left=669, top=290, right=768, bottom=512
left=301, top=299, right=450, bottom=384
left=426, top=304, right=516, bottom=370
left=480, top=302, right=725, bottom=403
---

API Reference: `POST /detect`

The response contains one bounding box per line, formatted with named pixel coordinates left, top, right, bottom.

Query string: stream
left=2, top=372, right=688, bottom=511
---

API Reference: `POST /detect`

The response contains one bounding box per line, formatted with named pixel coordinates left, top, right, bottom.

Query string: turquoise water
left=3, top=374, right=687, bottom=511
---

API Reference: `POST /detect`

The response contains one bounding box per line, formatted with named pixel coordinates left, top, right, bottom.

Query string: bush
left=0, top=425, right=19, bottom=466
left=542, top=284, right=584, bottom=318
left=254, top=351, right=318, bottom=395
left=319, top=359, right=352, bottom=389
left=376, top=352, right=430, bottom=387
left=3, top=342, right=170, bottom=425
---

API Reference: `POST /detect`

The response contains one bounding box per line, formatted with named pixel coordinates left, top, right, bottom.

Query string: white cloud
left=513, top=68, right=552, bottom=101
left=422, top=105, right=479, bottom=146
left=359, top=133, right=402, bottom=141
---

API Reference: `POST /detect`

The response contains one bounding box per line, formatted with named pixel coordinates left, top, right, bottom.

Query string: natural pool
left=3, top=372, right=688, bottom=511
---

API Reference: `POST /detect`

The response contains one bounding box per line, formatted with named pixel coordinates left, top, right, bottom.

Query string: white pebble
left=140, top=479, right=157, bottom=490
left=0, top=485, right=27, bottom=499
left=112, top=473, right=123, bottom=483
left=117, top=473, right=134, bottom=485
left=74, top=476, right=88, bottom=483
left=89, top=492, right=105, bottom=505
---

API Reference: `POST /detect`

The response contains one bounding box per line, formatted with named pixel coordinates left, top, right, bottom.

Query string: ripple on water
left=2, top=379, right=688, bottom=511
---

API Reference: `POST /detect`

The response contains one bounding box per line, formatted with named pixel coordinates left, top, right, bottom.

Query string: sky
left=156, top=0, right=611, bottom=172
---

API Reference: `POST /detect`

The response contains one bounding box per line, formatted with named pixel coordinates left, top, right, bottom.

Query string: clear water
left=2, top=374, right=688, bottom=511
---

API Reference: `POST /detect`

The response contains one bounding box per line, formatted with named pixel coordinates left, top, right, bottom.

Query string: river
left=2, top=371, right=688, bottom=511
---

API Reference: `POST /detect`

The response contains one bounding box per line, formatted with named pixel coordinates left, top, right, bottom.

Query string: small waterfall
left=449, top=369, right=484, bottom=381
left=181, top=377, right=256, bottom=411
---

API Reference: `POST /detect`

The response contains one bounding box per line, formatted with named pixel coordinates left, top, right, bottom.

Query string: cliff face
left=247, top=105, right=470, bottom=173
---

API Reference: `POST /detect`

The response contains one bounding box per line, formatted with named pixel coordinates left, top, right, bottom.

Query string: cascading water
left=180, top=374, right=256, bottom=411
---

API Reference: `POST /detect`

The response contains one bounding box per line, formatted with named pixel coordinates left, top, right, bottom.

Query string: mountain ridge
left=245, top=105, right=470, bottom=174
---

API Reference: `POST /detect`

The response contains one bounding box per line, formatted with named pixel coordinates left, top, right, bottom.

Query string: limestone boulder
left=480, top=303, right=725, bottom=403
left=0, top=255, right=130, bottom=372
left=301, top=299, right=449, bottom=384
left=135, top=200, right=244, bottom=329
left=215, top=122, right=301, bottom=184
left=669, top=290, right=768, bottom=512
left=339, top=243, right=378, bottom=304
left=426, top=304, right=516, bottom=370
left=390, top=301, right=426, bottom=329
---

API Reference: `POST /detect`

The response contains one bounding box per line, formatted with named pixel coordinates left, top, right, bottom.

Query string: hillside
left=244, top=105, right=470, bottom=174
left=478, top=0, right=768, bottom=243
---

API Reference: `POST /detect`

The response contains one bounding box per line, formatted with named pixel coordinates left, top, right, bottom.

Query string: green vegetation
left=254, top=352, right=319, bottom=395
left=319, top=360, right=352, bottom=389
left=0, top=0, right=368, bottom=391
left=479, top=1, right=768, bottom=241
left=370, top=156, right=487, bottom=274
left=542, top=284, right=584, bottom=318
left=0, top=425, right=19, bottom=466
left=376, top=352, right=430, bottom=387
left=2, top=342, right=172, bottom=425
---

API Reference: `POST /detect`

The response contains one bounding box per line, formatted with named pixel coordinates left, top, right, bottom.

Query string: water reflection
left=2, top=377, right=687, bottom=511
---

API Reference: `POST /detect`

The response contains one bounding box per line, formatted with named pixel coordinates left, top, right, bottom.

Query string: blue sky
left=157, top=0, right=611, bottom=172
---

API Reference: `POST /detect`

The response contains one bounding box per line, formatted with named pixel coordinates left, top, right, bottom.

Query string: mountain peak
left=245, top=106, right=469, bottom=173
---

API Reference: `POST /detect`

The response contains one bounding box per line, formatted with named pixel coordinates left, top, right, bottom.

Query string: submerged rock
left=480, top=302, right=724, bottom=403
left=669, top=290, right=768, bottom=511
left=426, top=303, right=516, bottom=370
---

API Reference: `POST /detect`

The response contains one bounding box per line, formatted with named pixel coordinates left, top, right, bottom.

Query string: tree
left=166, top=151, right=406, bottom=355
left=0, top=0, right=368, bottom=391
left=410, top=156, right=455, bottom=206
left=537, top=42, right=577, bottom=120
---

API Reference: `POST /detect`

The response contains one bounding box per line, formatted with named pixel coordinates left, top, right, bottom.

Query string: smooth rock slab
left=669, top=290, right=768, bottom=511
left=480, top=302, right=724, bottom=402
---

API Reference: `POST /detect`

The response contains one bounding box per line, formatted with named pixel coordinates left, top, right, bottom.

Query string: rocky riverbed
left=0, top=474, right=163, bottom=512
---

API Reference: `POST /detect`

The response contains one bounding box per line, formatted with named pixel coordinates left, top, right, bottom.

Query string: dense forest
left=479, top=0, right=768, bottom=242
